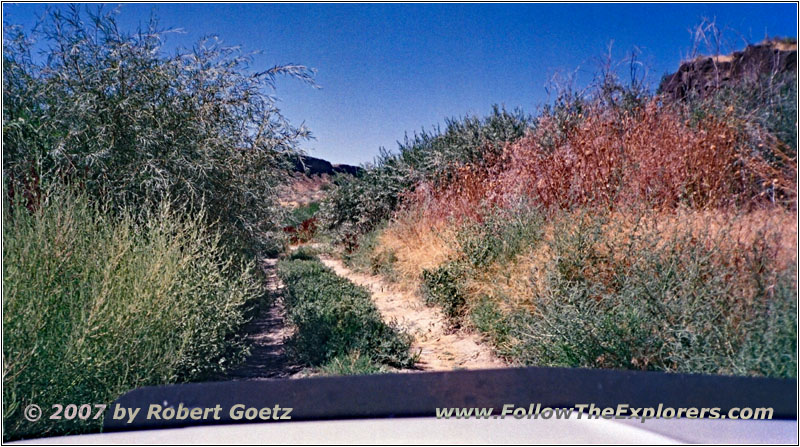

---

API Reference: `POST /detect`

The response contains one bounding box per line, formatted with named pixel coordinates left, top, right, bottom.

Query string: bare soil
left=216, top=258, right=303, bottom=380
left=319, top=256, right=505, bottom=371
left=220, top=250, right=504, bottom=380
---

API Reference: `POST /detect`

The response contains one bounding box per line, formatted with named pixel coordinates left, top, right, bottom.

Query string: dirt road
left=319, top=256, right=504, bottom=371
left=217, top=258, right=302, bottom=380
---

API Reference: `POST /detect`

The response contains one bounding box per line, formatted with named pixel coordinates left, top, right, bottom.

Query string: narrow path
left=217, top=258, right=302, bottom=381
left=319, top=256, right=505, bottom=371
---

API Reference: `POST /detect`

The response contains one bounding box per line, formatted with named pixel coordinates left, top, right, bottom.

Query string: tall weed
left=513, top=211, right=796, bottom=377
left=3, top=187, right=263, bottom=440
left=411, top=100, right=795, bottom=221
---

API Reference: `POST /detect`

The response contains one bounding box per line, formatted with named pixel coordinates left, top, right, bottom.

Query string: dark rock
left=331, top=163, right=363, bottom=176
left=659, top=40, right=797, bottom=101
left=291, top=154, right=364, bottom=177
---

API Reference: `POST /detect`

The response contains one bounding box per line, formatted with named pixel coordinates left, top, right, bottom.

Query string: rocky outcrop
left=659, top=40, right=797, bottom=100
left=290, top=154, right=364, bottom=177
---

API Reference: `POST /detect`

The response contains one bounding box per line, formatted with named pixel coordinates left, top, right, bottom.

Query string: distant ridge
left=290, top=154, right=364, bottom=177
left=659, top=39, right=797, bottom=100
left=277, top=154, right=363, bottom=208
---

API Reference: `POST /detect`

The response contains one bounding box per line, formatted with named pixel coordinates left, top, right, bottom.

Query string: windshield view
left=2, top=2, right=797, bottom=444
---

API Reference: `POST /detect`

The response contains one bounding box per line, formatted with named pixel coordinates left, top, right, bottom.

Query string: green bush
left=505, top=213, right=797, bottom=378
left=277, top=257, right=415, bottom=369
left=3, top=186, right=263, bottom=441
left=3, top=6, right=315, bottom=252
left=418, top=204, right=795, bottom=379
left=318, top=351, right=387, bottom=376
left=458, top=205, right=545, bottom=269
left=421, top=205, right=546, bottom=323
left=420, top=261, right=468, bottom=321
left=286, top=246, right=319, bottom=261
left=283, top=202, right=321, bottom=228
left=469, top=297, right=514, bottom=355
left=320, top=107, right=532, bottom=238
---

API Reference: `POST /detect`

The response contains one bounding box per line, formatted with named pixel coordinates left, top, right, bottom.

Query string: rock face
left=659, top=40, right=797, bottom=100
left=290, top=154, right=364, bottom=176
left=278, top=154, right=363, bottom=208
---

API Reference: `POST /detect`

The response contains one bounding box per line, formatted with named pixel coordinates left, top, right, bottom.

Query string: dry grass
left=599, top=208, right=797, bottom=272
left=388, top=206, right=797, bottom=317
left=764, top=39, right=798, bottom=52
left=406, top=100, right=795, bottom=223
left=462, top=255, right=542, bottom=311
left=376, top=211, right=459, bottom=290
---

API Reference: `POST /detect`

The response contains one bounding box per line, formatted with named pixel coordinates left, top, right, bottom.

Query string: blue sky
left=4, top=3, right=797, bottom=165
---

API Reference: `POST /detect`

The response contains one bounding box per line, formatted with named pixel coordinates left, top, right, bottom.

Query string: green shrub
left=3, top=6, right=316, bottom=253
left=320, top=107, right=532, bottom=238
left=421, top=206, right=546, bottom=324
left=458, top=206, right=545, bottom=269
left=469, top=297, right=513, bottom=355
left=286, top=247, right=319, bottom=261
left=418, top=204, right=795, bottom=379
left=342, top=227, right=398, bottom=280
left=261, top=231, right=290, bottom=258
left=318, top=352, right=387, bottom=376
left=284, top=202, right=321, bottom=228
left=732, top=270, right=797, bottom=378
left=420, top=261, right=468, bottom=321
left=508, top=213, right=797, bottom=378
left=277, top=257, right=415, bottom=369
left=3, top=187, right=263, bottom=441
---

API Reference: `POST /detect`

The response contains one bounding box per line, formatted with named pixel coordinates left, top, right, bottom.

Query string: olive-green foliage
left=283, top=202, right=321, bottom=228
left=421, top=206, right=546, bottom=323
left=447, top=210, right=796, bottom=378
left=420, top=261, right=469, bottom=322
left=3, top=187, right=263, bottom=441
left=469, top=297, right=515, bottom=356
left=277, top=257, right=415, bottom=369
left=3, top=6, right=316, bottom=253
left=318, top=351, right=388, bottom=376
left=514, top=215, right=796, bottom=378
left=286, top=246, right=319, bottom=261
left=320, top=106, right=533, bottom=237
left=458, top=206, right=546, bottom=269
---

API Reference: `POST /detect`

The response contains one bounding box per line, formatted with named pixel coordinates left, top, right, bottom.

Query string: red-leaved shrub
left=405, top=100, right=796, bottom=222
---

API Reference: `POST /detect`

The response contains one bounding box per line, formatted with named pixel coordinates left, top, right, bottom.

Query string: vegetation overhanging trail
left=318, top=256, right=505, bottom=371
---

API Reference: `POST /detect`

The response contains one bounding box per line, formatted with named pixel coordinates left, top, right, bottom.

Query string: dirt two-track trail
left=217, top=258, right=303, bottom=381
left=220, top=252, right=504, bottom=380
left=319, top=256, right=505, bottom=371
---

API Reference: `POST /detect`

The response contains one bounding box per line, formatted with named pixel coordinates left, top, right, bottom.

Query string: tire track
left=319, top=256, right=504, bottom=371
